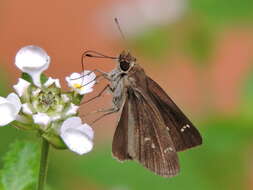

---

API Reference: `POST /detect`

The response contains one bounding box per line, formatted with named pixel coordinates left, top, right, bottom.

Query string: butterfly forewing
left=147, top=77, right=202, bottom=151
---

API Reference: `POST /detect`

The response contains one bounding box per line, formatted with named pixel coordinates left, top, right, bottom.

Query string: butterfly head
left=118, top=51, right=136, bottom=72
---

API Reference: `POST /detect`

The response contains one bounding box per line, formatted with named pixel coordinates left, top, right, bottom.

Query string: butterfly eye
left=120, top=61, right=130, bottom=71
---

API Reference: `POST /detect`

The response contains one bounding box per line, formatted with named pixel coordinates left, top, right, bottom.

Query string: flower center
left=73, top=83, right=84, bottom=90
left=36, top=90, right=59, bottom=112
left=40, top=91, right=55, bottom=106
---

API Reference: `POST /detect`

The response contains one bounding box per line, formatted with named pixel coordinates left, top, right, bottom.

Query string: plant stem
left=37, top=138, right=50, bottom=190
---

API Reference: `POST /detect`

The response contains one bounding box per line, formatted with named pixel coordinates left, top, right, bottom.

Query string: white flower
left=22, top=103, right=33, bottom=115
left=0, top=93, right=21, bottom=126
left=44, top=77, right=61, bottom=88
left=15, top=45, right=50, bottom=87
left=66, top=71, right=96, bottom=95
left=65, top=103, right=79, bottom=116
left=60, top=117, right=94, bottom=155
left=55, top=105, right=64, bottom=112
left=61, top=94, right=70, bottom=103
left=13, top=78, right=31, bottom=97
left=32, top=88, right=41, bottom=96
left=51, top=115, right=61, bottom=121
left=33, top=113, right=51, bottom=126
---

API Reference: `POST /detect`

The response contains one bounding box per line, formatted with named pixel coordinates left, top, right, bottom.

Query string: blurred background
left=0, top=0, right=253, bottom=189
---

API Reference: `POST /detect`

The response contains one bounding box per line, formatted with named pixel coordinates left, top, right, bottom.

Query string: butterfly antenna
left=114, top=17, right=126, bottom=41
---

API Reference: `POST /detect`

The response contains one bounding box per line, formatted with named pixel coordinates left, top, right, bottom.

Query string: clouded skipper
left=81, top=19, right=202, bottom=177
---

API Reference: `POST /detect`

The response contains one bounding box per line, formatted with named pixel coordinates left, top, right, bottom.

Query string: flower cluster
left=0, top=45, right=96, bottom=155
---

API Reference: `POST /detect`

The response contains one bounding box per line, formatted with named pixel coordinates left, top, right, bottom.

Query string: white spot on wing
left=144, top=137, right=151, bottom=142
left=164, top=147, right=174, bottom=153
left=164, top=148, right=169, bottom=154
left=181, top=124, right=191, bottom=132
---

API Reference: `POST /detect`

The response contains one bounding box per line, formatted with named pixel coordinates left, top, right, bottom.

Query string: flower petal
left=66, top=71, right=96, bottom=95
left=61, top=128, right=93, bottom=155
left=65, top=103, right=79, bottom=116
left=15, top=45, right=50, bottom=87
left=76, top=123, right=94, bottom=139
left=0, top=94, right=21, bottom=126
left=82, top=70, right=96, bottom=83
left=66, top=73, right=81, bottom=87
left=32, top=88, right=41, bottom=96
left=6, top=93, right=22, bottom=115
left=33, top=113, right=51, bottom=126
left=60, top=117, right=94, bottom=155
left=51, top=114, right=61, bottom=121
left=61, top=94, right=70, bottom=103
left=44, top=77, right=61, bottom=88
left=79, top=81, right=96, bottom=95
left=60, top=117, right=82, bottom=132
left=0, top=97, right=8, bottom=104
left=13, top=78, right=31, bottom=97
left=22, top=103, right=33, bottom=115
left=55, top=105, right=64, bottom=112
left=60, top=117, right=94, bottom=139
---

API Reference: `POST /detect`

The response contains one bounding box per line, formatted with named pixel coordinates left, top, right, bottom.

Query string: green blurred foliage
left=181, top=23, right=214, bottom=64
left=131, top=27, right=171, bottom=60
left=190, top=0, right=253, bottom=26
left=131, top=22, right=214, bottom=63
left=0, top=65, right=10, bottom=96
left=242, top=65, right=253, bottom=121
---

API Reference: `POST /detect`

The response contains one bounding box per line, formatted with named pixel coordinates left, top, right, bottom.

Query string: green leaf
left=40, top=73, right=48, bottom=85
left=72, top=93, right=83, bottom=105
left=21, top=73, right=33, bottom=83
left=42, top=132, right=67, bottom=149
left=0, top=141, right=40, bottom=190
left=21, top=73, right=48, bottom=85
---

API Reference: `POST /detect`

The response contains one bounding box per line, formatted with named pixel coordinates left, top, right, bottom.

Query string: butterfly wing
left=112, top=87, right=180, bottom=177
left=147, top=77, right=202, bottom=152
left=112, top=97, right=132, bottom=161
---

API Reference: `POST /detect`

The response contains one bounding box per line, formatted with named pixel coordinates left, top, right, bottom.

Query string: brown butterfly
left=82, top=50, right=202, bottom=178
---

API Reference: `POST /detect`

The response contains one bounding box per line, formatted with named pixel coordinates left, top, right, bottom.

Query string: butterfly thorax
left=107, top=51, right=143, bottom=111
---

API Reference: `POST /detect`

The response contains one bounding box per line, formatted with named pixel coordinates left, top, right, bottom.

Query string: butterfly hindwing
left=127, top=88, right=179, bottom=177
left=112, top=97, right=132, bottom=161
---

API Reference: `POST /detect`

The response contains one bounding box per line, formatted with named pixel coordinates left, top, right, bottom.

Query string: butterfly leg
left=90, top=107, right=120, bottom=124
left=82, top=69, right=110, bottom=80
left=80, top=73, right=107, bottom=88
left=70, top=69, right=108, bottom=79
left=83, top=106, right=115, bottom=117
left=81, top=87, right=121, bottom=124
left=81, top=84, right=111, bottom=105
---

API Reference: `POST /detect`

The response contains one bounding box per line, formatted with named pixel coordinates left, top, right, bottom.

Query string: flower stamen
left=73, top=83, right=84, bottom=90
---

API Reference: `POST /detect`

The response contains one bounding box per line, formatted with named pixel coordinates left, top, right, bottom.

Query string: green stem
left=37, top=138, right=50, bottom=190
